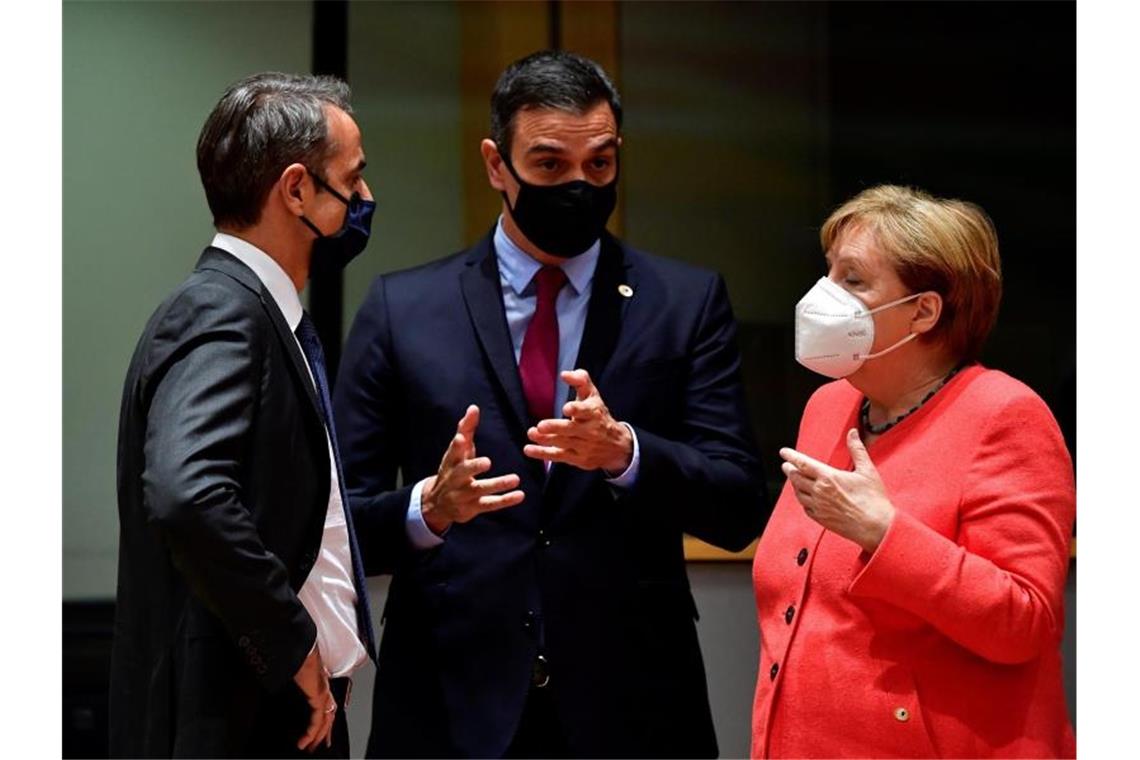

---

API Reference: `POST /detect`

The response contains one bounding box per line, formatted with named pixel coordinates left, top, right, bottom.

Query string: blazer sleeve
left=333, top=275, right=416, bottom=576
left=629, top=273, right=769, bottom=551
left=140, top=283, right=316, bottom=691
left=847, top=391, right=1076, bottom=664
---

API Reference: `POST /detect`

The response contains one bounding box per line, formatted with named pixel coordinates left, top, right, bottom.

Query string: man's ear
left=481, top=139, right=509, bottom=192
left=911, top=291, right=944, bottom=336
left=277, top=163, right=309, bottom=216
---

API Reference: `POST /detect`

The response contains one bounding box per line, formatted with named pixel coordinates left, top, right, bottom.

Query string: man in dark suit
left=111, top=72, right=378, bottom=758
left=333, top=51, right=768, bottom=758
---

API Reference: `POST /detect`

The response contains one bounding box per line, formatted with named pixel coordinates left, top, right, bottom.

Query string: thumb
left=846, top=428, right=876, bottom=472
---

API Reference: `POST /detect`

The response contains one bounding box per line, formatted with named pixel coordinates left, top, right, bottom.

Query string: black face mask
left=300, top=170, right=376, bottom=275
left=499, top=148, right=618, bottom=258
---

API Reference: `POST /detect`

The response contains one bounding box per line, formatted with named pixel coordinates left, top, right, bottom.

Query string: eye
left=590, top=157, right=612, bottom=170
left=538, top=159, right=559, bottom=171
left=844, top=276, right=862, bottom=286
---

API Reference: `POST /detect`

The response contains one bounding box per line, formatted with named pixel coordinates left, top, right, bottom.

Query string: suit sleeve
left=141, top=283, right=315, bottom=691
left=629, top=274, right=769, bottom=551
left=333, top=275, right=416, bottom=576
left=847, top=392, right=1076, bottom=664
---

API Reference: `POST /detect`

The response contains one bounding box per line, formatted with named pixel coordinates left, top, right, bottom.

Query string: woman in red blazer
left=751, top=185, right=1075, bottom=758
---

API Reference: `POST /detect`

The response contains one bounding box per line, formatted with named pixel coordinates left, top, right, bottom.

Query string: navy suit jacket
left=333, top=231, right=768, bottom=758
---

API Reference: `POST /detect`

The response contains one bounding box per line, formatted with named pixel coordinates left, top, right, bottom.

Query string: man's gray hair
left=196, top=72, right=352, bottom=228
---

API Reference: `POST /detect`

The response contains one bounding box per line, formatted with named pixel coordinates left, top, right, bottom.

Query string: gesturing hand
left=524, top=369, right=633, bottom=475
left=779, top=428, right=896, bottom=553
left=293, top=644, right=335, bottom=752
left=421, top=405, right=526, bottom=535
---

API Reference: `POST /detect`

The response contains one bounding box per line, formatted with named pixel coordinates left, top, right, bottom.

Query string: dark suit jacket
left=333, top=231, right=768, bottom=758
left=110, top=248, right=371, bottom=758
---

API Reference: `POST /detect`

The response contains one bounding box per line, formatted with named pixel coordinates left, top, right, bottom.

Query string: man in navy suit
left=333, top=51, right=767, bottom=758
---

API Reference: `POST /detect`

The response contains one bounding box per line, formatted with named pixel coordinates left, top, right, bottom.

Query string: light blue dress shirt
left=405, top=218, right=640, bottom=549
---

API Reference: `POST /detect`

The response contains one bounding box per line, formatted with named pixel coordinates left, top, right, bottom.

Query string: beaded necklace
left=860, top=362, right=967, bottom=435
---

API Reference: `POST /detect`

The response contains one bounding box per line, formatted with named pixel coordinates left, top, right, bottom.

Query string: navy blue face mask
left=300, top=169, right=376, bottom=274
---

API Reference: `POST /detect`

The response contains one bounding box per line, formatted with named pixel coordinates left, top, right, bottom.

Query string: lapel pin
left=618, top=284, right=634, bottom=298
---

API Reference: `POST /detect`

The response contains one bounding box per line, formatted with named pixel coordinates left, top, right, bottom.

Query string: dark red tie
left=519, top=266, right=568, bottom=423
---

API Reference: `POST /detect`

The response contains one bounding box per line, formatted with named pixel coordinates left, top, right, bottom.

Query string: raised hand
left=421, top=405, right=526, bottom=535
left=524, top=369, right=633, bottom=475
left=779, top=428, right=896, bottom=553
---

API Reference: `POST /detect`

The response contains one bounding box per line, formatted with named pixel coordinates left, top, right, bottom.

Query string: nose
left=360, top=178, right=374, bottom=202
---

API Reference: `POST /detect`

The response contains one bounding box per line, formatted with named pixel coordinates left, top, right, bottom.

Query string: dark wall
left=826, top=0, right=1076, bottom=456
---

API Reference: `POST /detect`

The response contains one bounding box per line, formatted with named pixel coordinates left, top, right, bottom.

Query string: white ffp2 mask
left=794, top=277, right=922, bottom=379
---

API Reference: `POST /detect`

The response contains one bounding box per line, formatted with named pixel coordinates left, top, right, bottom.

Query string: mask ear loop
left=862, top=290, right=923, bottom=316
left=299, top=166, right=359, bottom=238
left=858, top=331, right=919, bottom=360
left=855, top=291, right=926, bottom=360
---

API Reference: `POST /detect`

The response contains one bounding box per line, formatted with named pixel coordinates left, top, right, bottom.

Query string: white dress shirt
left=211, top=233, right=368, bottom=678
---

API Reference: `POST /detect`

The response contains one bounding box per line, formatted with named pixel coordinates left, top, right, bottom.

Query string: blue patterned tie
left=294, top=311, right=377, bottom=659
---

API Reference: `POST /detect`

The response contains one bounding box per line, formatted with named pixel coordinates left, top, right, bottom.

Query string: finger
left=297, top=705, right=323, bottom=750
left=562, top=400, right=601, bottom=421
left=453, top=456, right=493, bottom=479
left=470, top=472, right=521, bottom=494
left=320, top=704, right=336, bottom=750
left=456, top=404, right=480, bottom=436
left=528, top=429, right=590, bottom=448
left=441, top=432, right=470, bottom=469
left=477, top=490, right=526, bottom=511
left=534, top=418, right=576, bottom=435
left=523, top=444, right=575, bottom=463
left=786, top=469, right=815, bottom=499
left=846, top=428, right=875, bottom=472
left=781, top=461, right=815, bottom=485
left=561, top=369, right=597, bottom=400
left=779, top=447, right=825, bottom=479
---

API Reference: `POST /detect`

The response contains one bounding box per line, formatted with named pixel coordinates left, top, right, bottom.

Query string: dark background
left=63, top=2, right=1075, bottom=756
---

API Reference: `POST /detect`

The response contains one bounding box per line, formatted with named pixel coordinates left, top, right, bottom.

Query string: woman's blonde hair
left=820, top=185, right=1003, bottom=362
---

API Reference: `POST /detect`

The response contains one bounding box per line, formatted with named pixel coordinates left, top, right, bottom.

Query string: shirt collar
left=493, top=215, right=599, bottom=296
left=210, top=232, right=304, bottom=331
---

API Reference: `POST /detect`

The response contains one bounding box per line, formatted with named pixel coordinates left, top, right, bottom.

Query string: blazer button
left=894, top=707, right=910, bottom=722
left=796, top=548, right=808, bottom=566
left=538, top=529, right=551, bottom=548
left=784, top=605, right=795, bottom=624
left=769, top=662, right=779, bottom=681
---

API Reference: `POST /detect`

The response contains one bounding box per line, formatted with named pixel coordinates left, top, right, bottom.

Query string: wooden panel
left=458, top=1, right=551, bottom=243
left=684, top=535, right=1076, bottom=562
left=560, top=0, right=624, bottom=237
left=684, top=535, right=758, bottom=562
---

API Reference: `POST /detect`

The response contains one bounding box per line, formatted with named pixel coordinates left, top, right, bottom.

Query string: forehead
left=324, top=105, right=363, bottom=159
left=510, top=102, right=617, bottom=147
left=827, top=224, right=887, bottom=267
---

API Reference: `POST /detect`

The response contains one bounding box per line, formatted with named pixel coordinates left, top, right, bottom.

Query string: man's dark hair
left=196, top=72, right=352, bottom=229
left=490, top=50, right=622, bottom=162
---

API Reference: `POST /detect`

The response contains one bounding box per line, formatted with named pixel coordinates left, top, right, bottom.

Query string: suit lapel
left=460, top=233, right=531, bottom=435
left=569, top=233, right=633, bottom=394
left=196, top=248, right=325, bottom=436
left=546, top=235, right=635, bottom=496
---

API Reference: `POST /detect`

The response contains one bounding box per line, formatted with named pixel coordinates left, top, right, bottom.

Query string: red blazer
left=751, top=365, right=1075, bottom=758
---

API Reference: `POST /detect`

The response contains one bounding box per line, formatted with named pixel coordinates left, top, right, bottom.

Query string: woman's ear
left=911, top=291, right=943, bottom=335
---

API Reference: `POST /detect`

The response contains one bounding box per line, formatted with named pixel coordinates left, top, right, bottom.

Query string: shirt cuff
left=604, top=423, right=640, bottom=489
left=406, top=477, right=445, bottom=550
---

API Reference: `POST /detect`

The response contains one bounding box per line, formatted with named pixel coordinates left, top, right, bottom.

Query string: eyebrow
left=525, top=142, right=566, bottom=156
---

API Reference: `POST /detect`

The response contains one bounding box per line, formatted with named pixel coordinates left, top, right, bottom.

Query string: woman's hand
left=780, top=429, right=896, bottom=553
